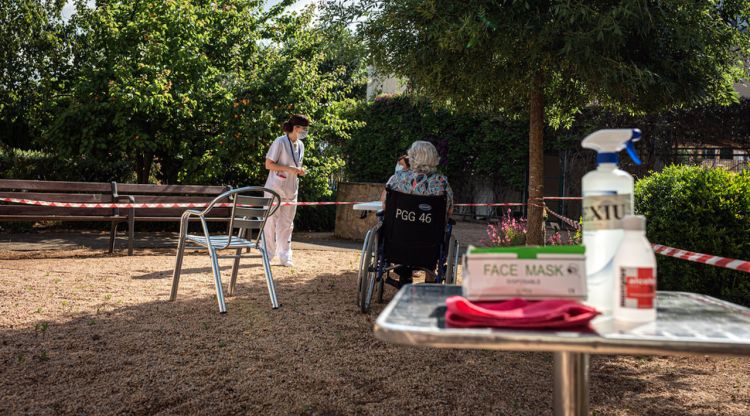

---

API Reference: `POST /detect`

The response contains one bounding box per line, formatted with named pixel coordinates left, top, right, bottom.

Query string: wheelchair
left=357, top=189, right=460, bottom=313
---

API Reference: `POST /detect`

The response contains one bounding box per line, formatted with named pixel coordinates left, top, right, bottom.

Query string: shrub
left=343, top=95, right=530, bottom=195
left=482, top=209, right=580, bottom=246
left=483, top=209, right=528, bottom=247
left=635, top=165, right=750, bottom=306
left=0, top=147, right=134, bottom=182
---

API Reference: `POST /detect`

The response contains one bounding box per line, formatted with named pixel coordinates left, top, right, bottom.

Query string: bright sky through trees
left=61, top=0, right=316, bottom=21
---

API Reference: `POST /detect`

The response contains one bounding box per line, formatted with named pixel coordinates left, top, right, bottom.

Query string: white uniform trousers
left=263, top=200, right=297, bottom=263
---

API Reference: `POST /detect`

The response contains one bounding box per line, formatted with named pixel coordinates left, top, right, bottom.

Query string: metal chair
left=170, top=186, right=281, bottom=313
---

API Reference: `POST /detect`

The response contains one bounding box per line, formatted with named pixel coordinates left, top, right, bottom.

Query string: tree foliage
left=0, top=0, right=368, bottom=229
left=36, top=0, right=364, bottom=194
left=344, top=95, right=528, bottom=197
left=357, top=0, right=750, bottom=243
left=0, top=0, right=66, bottom=149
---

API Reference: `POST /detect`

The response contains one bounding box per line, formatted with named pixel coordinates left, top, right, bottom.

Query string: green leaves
left=31, top=0, right=364, bottom=193
left=344, top=95, right=529, bottom=192
left=635, top=165, right=750, bottom=305
left=367, top=0, right=748, bottom=116
left=0, top=0, right=66, bottom=149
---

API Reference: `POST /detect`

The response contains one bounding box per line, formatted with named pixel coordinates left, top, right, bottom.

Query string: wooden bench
left=0, top=180, right=232, bottom=255
left=0, top=179, right=134, bottom=253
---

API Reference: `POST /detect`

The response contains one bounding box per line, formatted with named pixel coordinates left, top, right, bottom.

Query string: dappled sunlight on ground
left=0, top=247, right=748, bottom=415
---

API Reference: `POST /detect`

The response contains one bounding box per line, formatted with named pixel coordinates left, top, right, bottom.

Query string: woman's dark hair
left=282, top=114, right=310, bottom=132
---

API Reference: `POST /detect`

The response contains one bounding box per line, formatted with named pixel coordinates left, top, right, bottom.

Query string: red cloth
left=445, top=296, right=600, bottom=330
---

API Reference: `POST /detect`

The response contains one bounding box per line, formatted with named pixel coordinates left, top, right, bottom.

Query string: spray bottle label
left=619, top=266, right=655, bottom=309
left=582, top=194, right=632, bottom=230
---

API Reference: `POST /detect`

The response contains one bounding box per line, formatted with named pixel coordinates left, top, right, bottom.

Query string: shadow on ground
left=1, top=243, right=748, bottom=415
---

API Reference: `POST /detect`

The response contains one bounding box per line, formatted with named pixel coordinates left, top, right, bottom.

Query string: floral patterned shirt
left=386, top=170, right=454, bottom=211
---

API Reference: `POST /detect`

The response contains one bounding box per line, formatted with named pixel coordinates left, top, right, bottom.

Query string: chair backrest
left=223, top=187, right=281, bottom=247
left=382, top=189, right=447, bottom=269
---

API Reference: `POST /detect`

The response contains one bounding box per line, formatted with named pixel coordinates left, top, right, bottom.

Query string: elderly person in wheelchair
left=357, top=140, right=460, bottom=313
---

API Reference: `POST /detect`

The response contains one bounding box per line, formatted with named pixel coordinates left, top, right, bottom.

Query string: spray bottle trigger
left=626, top=140, right=642, bottom=166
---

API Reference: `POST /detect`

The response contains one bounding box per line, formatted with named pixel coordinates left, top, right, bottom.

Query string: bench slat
left=0, top=215, right=127, bottom=221
left=122, top=195, right=217, bottom=203
left=0, top=192, right=113, bottom=203
left=132, top=217, right=230, bottom=222
left=0, top=179, right=112, bottom=192
left=117, top=183, right=229, bottom=195
left=133, top=207, right=231, bottom=217
left=0, top=206, right=118, bottom=216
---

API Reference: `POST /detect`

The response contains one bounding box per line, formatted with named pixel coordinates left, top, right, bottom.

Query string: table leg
left=553, top=351, right=589, bottom=416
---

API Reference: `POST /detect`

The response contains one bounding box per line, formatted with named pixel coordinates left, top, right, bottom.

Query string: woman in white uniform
left=264, top=114, right=309, bottom=267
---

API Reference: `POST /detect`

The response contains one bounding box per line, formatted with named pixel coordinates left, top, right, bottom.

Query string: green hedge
left=635, top=165, right=750, bottom=306
left=0, top=148, right=134, bottom=182
left=343, top=95, right=531, bottom=193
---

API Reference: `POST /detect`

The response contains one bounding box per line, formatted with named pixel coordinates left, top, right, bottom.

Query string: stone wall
left=334, top=182, right=384, bottom=240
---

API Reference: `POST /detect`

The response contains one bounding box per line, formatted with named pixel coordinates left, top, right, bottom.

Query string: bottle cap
left=622, top=215, right=646, bottom=231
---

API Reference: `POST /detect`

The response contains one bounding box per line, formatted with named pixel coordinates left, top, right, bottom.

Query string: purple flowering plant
left=482, top=209, right=527, bottom=247
left=483, top=209, right=581, bottom=247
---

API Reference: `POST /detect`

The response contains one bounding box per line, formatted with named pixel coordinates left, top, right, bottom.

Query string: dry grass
left=1, top=247, right=749, bottom=415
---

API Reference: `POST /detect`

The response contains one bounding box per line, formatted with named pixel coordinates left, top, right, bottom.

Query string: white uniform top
left=264, top=134, right=304, bottom=200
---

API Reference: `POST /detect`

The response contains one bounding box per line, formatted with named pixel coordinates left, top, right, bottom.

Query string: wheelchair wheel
left=444, top=235, right=459, bottom=285
left=359, top=231, right=378, bottom=313
left=356, top=228, right=374, bottom=305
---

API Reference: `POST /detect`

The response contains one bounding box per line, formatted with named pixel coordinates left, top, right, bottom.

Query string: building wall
left=366, top=66, right=406, bottom=101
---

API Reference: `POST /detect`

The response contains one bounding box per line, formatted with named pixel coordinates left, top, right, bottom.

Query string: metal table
left=353, top=200, right=382, bottom=212
left=374, top=284, right=750, bottom=416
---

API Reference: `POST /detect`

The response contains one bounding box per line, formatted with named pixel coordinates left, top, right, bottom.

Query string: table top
left=374, top=284, right=750, bottom=356
left=352, top=200, right=382, bottom=211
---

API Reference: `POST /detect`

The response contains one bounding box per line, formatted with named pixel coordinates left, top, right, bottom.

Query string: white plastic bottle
left=581, top=128, right=642, bottom=314
left=613, top=215, right=657, bottom=322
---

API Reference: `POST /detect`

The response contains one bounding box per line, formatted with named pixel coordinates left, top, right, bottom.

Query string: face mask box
left=462, top=245, right=586, bottom=301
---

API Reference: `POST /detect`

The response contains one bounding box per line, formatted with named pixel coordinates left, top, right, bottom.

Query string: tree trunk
left=526, top=74, right=545, bottom=245
left=135, top=152, right=153, bottom=184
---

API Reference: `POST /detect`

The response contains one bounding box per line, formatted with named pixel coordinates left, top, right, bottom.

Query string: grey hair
left=407, top=141, right=440, bottom=174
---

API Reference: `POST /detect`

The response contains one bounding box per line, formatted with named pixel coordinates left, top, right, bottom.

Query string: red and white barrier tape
left=542, top=197, right=583, bottom=201
left=0, top=197, right=535, bottom=209
left=4, top=196, right=747, bottom=273
left=0, top=197, right=364, bottom=209
left=544, top=206, right=581, bottom=230
left=540, top=211, right=750, bottom=273
left=652, top=244, right=750, bottom=274
left=454, top=202, right=526, bottom=207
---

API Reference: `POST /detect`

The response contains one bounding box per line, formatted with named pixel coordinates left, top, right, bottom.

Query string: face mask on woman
left=297, top=130, right=308, bottom=140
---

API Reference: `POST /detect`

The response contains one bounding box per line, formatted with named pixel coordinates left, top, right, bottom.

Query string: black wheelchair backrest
left=383, top=189, right=447, bottom=269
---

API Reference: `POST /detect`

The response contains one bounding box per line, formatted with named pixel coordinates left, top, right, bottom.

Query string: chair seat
left=185, top=234, right=259, bottom=249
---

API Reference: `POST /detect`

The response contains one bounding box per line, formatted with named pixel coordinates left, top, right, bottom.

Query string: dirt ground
left=1, top=243, right=750, bottom=415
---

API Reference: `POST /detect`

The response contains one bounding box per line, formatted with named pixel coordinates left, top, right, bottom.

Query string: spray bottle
left=581, top=128, right=642, bottom=314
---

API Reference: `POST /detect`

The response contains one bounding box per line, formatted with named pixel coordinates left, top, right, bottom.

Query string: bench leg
left=127, top=215, right=134, bottom=256
left=228, top=247, right=243, bottom=297
left=109, top=222, right=118, bottom=254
